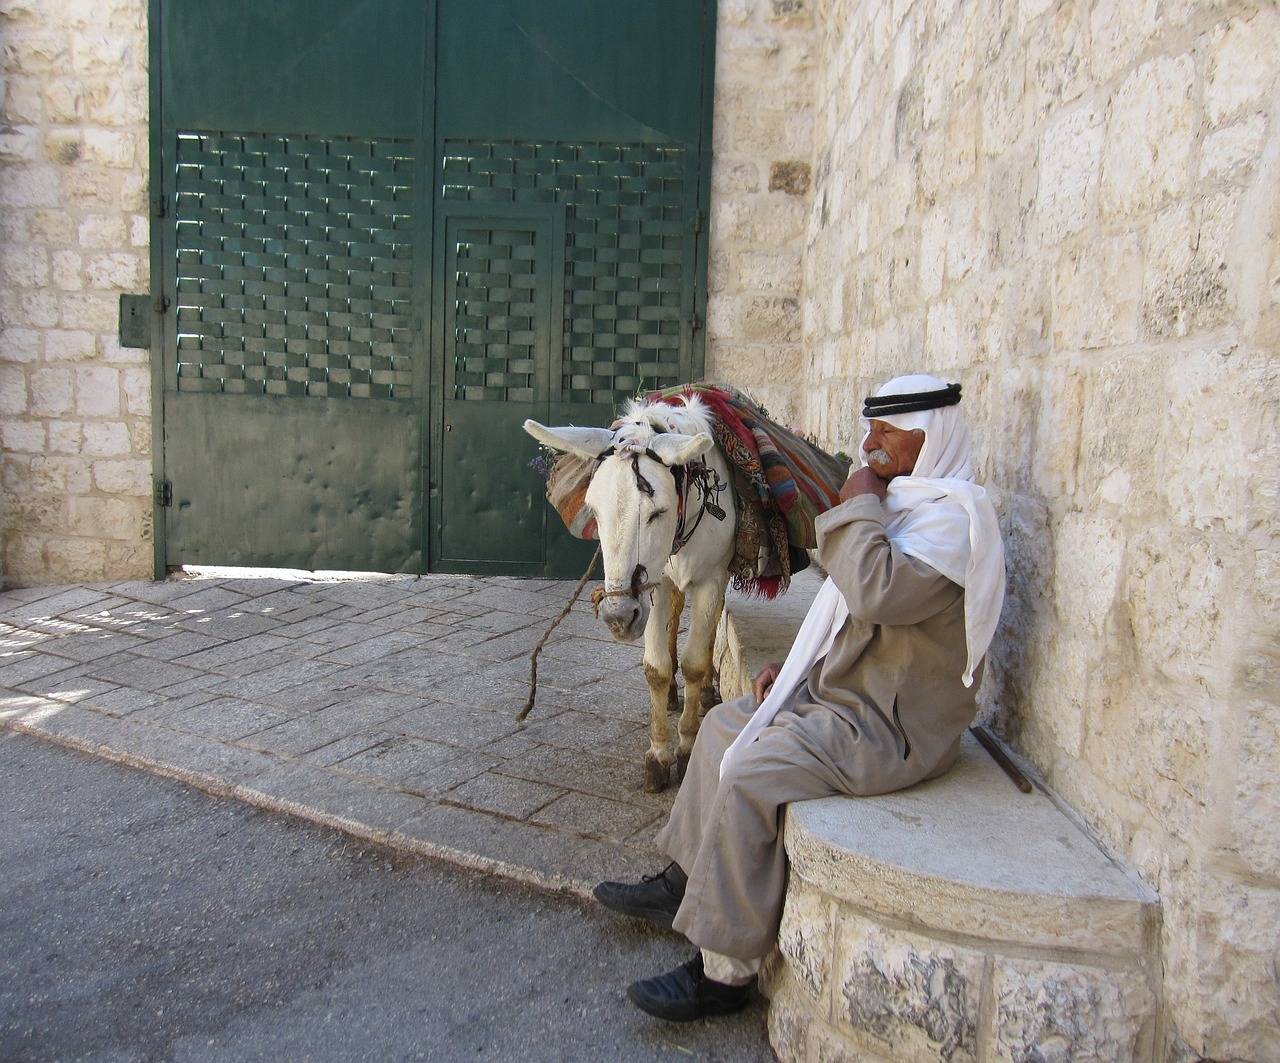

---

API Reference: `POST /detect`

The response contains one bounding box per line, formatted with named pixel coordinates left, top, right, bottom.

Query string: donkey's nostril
left=631, top=607, right=640, bottom=623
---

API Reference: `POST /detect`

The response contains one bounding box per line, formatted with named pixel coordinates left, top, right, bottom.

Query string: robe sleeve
left=815, top=495, right=961, bottom=627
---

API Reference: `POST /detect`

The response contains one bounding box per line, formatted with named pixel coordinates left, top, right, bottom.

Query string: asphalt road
left=0, top=731, right=775, bottom=1063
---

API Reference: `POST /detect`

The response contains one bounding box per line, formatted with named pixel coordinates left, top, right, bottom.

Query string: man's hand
left=753, top=662, right=782, bottom=704
left=839, top=465, right=889, bottom=502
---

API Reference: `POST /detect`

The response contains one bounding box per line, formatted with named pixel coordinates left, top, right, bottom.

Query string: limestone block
left=43, top=130, right=83, bottom=166
left=29, top=455, right=92, bottom=495
left=0, top=420, right=44, bottom=455
left=989, top=956, right=1155, bottom=1063
left=0, top=367, right=28, bottom=415
left=52, top=250, right=84, bottom=291
left=1025, top=0, right=1088, bottom=120
left=92, top=458, right=149, bottom=496
left=1035, top=104, right=1102, bottom=244
left=3, top=289, right=60, bottom=329
left=42, top=79, right=84, bottom=123
left=1234, top=699, right=1280, bottom=879
left=739, top=248, right=803, bottom=292
left=121, top=171, right=149, bottom=214
left=82, top=127, right=138, bottom=169
left=0, top=165, right=63, bottom=209
left=60, top=292, right=119, bottom=332
left=1195, top=877, right=1280, bottom=1061
left=47, top=421, right=84, bottom=455
left=84, top=79, right=148, bottom=126
left=1143, top=195, right=1237, bottom=339
left=74, top=366, right=120, bottom=417
left=68, top=496, right=140, bottom=540
left=45, top=330, right=96, bottom=363
left=84, top=251, right=140, bottom=291
left=1200, top=114, right=1268, bottom=186
left=0, top=244, right=49, bottom=288
left=1204, top=11, right=1280, bottom=127
left=836, top=917, right=984, bottom=1063
left=3, top=76, right=43, bottom=124
left=0, top=124, right=39, bottom=162
left=30, top=367, right=74, bottom=416
left=777, top=879, right=835, bottom=1005
left=46, top=538, right=109, bottom=582
left=122, top=366, right=151, bottom=416
left=1087, top=0, right=1161, bottom=84
left=712, top=159, right=762, bottom=195
left=944, top=187, right=987, bottom=284
left=1052, top=236, right=1142, bottom=349
left=1101, top=56, right=1195, bottom=219
left=980, top=49, right=1025, bottom=159
left=0, top=326, right=40, bottom=363
left=81, top=421, right=130, bottom=457
left=78, top=214, right=128, bottom=249
left=129, top=214, right=149, bottom=248
left=28, top=209, right=76, bottom=244
left=69, top=34, right=135, bottom=75
left=1, top=31, right=68, bottom=75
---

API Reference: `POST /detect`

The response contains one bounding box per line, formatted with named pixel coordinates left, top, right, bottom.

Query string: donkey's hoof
left=644, top=753, right=672, bottom=793
left=676, top=749, right=692, bottom=781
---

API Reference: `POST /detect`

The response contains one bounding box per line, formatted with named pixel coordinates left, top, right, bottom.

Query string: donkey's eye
left=647, top=508, right=667, bottom=525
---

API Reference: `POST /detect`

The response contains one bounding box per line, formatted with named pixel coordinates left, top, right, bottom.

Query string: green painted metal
left=151, top=0, right=715, bottom=577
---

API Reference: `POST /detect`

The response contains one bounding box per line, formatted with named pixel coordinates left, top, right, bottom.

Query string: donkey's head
left=524, top=400, right=714, bottom=641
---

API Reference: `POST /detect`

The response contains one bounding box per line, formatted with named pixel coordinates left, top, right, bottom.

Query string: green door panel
left=163, top=393, right=421, bottom=571
left=160, top=0, right=424, bottom=138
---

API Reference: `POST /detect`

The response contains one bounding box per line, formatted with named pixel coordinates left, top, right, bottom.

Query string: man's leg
left=593, top=696, right=756, bottom=929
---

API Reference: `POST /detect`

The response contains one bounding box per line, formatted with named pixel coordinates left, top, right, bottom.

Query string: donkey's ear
left=523, top=420, right=616, bottom=460
left=648, top=431, right=714, bottom=468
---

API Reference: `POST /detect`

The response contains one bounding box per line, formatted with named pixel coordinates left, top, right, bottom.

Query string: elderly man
left=593, top=374, right=1006, bottom=1021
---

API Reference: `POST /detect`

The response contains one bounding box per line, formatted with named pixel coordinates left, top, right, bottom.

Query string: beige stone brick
left=47, top=421, right=84, bottom=454
left=28, top=209, right=76, bottom=244
left=989, top=956, right=1155, bottom=1063
left=75, top=366, right=121, bottom=417
left=64, top=168, right=120, bottom=214
left=43, top=129, right=84, bottom=166
left=46, top=538, right=109, bottom=582
left=30, top=455, right=92, bottom=495
left=84, top=79, right=147, bottom=126
left=0, top=367, right=28, bottom=415
left=1035, top=104, right=1103, bottom=244
left=1087, top=0, right=1160, bottom=84
left=1143, top=194, right=1237, bottom=339
left=0, top=124, right=40, bottom=162
left=2, top=31, right=68, bottom=75
left=1204, top=11, right=1280, bottom=127
left=81, top=421, right=129, bottom=456
left=51, top=249, right=84, bottom=291
left=60, top=291, right=119, bottom=332
left=122, top=367, right=151, bottom=416
left=1101, top=55, right=1195, bottom=219
left=68, top=496, right=139, bottom=540
left=70, top=34, right=135, bottom=76
left=92, top=458, right=149, bottom=495
left=82, top=127, right=138, bottom=168
left=0, top=325, right=42, bottom=368
left=45, top=329, right=97, bottom=363
left=30, top=367, right=74, bottom=416
left=78, top=214, right=128, bottom=249
left=0, top=244, right=49, bottom=287
left=739, top=248, right=803, bottom=292
left=0, top=164, right=63, bottom=208
left=1052, top=236, right=1142, bottom=349
left=1234, top=699, right=1280, bottom=879
left=3, top=76, right=43, bottom=124
left=1200, top=114, right=1268, bottom=186
left=42, top=79, right=85, bottom=123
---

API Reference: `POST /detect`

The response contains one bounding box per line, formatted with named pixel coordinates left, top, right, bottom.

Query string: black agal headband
left=862, top=382, right=962, bottom=418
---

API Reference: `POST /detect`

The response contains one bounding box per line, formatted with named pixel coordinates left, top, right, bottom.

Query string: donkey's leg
left=675, top=576, right=727, bottom=780
left=665, top=585, right=685, bottom=714
left=641, top=579, right=678, bottom=792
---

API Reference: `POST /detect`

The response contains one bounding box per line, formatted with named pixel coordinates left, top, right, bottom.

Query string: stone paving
left=0, top=572, right=686, bottom=896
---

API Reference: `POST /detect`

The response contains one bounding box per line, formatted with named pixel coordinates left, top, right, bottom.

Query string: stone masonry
left=3, top=0, right=1279, bottom=1058
left=712, top=1, right=1277, bottom=1059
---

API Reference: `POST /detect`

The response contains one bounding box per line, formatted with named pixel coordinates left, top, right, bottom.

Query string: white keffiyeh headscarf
left=721, top=375, right=1005, bottom=776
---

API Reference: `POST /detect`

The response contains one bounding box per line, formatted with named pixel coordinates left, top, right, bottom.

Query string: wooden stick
left=517, top=546, right=601, bottom=722
left=969, top=725, right=1033, bottom=794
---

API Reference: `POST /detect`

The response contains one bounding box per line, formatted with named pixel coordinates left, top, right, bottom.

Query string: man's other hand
left=839, top=465, right=888, bottom=502
left=753, top=662, right=782, bottom=704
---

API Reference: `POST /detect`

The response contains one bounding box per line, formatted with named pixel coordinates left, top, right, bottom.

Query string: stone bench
left=714, top=569, right=1161, bottom=1063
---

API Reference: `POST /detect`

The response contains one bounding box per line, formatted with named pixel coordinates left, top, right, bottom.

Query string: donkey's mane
left=614, top=393, right=714, bottom=443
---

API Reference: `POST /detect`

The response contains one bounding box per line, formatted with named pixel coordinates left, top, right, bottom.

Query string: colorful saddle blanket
left=542, top=383, right=851, bottom=597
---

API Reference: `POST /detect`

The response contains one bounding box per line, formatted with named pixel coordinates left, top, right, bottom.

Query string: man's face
left=863, top=419, right=924, bottom=479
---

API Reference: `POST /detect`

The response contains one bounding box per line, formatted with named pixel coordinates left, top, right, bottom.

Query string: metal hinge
left=691, top=311, right=704, bottom=333
left=154, top=480, right=173, bottom=508
left=153, top=194, right=169, bottom=219
left=694, top=211, right=705, bottom=235
left=154, top=295, right=170, bottom=315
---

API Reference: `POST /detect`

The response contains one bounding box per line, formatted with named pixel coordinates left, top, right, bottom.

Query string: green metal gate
left=150, top=0, right=716, bottom=576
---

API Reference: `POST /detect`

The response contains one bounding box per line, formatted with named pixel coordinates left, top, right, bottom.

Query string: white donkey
left=525, top=396, right=736, bottom=792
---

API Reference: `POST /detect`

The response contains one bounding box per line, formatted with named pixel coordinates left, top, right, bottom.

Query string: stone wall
left=737, top=0, right=1277, bottom=1058
left=0, top=0, right=153, bottom=585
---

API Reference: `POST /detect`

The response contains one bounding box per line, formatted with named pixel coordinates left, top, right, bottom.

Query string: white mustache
left=866, top=449, right=892, bottom=467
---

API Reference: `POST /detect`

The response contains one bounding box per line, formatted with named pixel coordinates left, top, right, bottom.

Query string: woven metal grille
left=442, top=141, right=688, bottom=404
left=450, top=225, right=540, bottom=402
left=173, top=132, right=416, bottom=399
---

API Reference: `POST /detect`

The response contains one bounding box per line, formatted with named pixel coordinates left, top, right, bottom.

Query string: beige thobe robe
left=655, top=493, right=981, bottom=960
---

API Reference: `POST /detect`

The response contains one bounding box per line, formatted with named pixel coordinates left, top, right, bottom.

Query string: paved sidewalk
left=0, top=571, right=679, bottom=897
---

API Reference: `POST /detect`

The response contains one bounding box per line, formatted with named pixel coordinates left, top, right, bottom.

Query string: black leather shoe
left=627, top=953, right=752, bottom=1021
left=593, top=862, right=687, bottom=930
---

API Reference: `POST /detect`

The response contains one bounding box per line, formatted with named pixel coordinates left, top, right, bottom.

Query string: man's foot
left=627, top=953, right=753, bottom=1021
left=593, top=862, right=687, bottom=930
